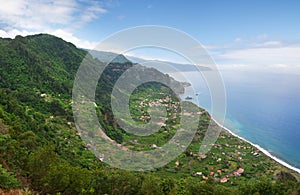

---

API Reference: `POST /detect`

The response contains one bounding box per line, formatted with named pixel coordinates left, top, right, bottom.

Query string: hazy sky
left=0, top=0, right=300, bottom=73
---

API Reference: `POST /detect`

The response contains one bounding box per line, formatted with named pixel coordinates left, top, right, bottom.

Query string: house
left=220, top=177, right=229, bottom=183
left=99, top=154, right=104, bottom=162
left=233, top=171, right=241, bottom=177
left=196, top=172, right=202, bottom=176
left=175, top=160, right=179, bottom=167
left=202, top=176, right=208, bottom=180
left=237, top=168, right=244, bottom=174
left=151, top=144, right=158, bottom=149
left=253, top=152, right=260, bottom=157
left=234, top=168, right=244, bottom=177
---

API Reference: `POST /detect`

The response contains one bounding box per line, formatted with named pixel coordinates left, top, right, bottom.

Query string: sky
left=0, top=0, right=300, bottom=73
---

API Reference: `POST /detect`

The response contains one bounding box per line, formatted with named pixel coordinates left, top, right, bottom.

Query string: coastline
left=211, top=117, right=300, bottom=174
left=179, top=83, right=300, bottom=175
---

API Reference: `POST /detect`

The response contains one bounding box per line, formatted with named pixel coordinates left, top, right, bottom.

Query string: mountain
left=126, top=55, right=212, bottom=73
left=0, top=34, right=300, bottom=194
left=87, top=50, right=131, bottom=64
left=0, top=34, right=84, bottom=92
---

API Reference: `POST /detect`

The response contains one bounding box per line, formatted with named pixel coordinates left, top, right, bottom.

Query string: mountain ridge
left=0, top=34, right=299, bottom=194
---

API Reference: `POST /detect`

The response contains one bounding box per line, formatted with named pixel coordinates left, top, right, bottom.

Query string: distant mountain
left=87, top=49, right=131, bottom=64
left=86, top=49, right=211, bottom=74
left=126, top=55, right=212, bottom=73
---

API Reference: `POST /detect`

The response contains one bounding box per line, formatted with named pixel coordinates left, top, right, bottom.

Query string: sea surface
left=179, top=70, right=300, bottom=169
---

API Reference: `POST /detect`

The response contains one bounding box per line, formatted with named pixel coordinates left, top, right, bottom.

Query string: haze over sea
left=180, top=69, right=300, bottom=169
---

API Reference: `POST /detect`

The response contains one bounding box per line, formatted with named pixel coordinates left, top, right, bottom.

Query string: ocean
left=179, top=70, right=300, bottom=170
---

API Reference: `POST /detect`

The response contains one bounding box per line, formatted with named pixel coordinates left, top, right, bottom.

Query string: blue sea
left=180, top=70, right=300, bottom=169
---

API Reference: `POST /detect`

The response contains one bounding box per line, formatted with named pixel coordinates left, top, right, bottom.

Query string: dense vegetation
left=0, top=34, right=300, bottom=194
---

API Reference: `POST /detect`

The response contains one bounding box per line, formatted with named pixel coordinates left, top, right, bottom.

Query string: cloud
left=220, top=45, right=300, bottom=65
left=0, top=29, right=38, bottom=38
left=0, top=0, right=107, bottom=31
left=51, top=29, right=98, bottom=49
left=215, top=43, right=300, bottom=74
left=117, top=15, right=126, bottom=21
left=0, top=0, right=107, bottom=49
left=255, top=33, right=268, bottom=40
left=204, top=45, right=225, bottom=50
left=206, top=33, right=299, bottom=72
left=0, top=28, right=99, bottom=49
left=77, top=0, right=107, bottom=26
left=253, top=41, right=282, bottom=48
left=217, top=64, right=250, bottom=70
left=234, top=38, right=243, bottom=42
left=206, top=34, right=300, bottom=74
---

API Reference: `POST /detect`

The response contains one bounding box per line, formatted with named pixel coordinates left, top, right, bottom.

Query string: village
left=119, top=86, right=281, bottom=185
left=42, top=84, right=285, bottom=186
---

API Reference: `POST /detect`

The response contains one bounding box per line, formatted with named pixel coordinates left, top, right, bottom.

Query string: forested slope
left=0, top=34, right=299, bottom=194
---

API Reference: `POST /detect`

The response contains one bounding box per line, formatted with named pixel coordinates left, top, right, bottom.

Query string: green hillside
left=0, top=34, right=300, bottom=194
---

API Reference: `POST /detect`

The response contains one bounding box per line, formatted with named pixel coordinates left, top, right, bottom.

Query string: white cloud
left=51, top=29, right=98, bottom=49
left=0, top=0, right=106, bottom=31
left=216, top=62, right=300, bottom=75
left=255, top=33, right=268, bottom=40
left=269, top=64, right=289, bottom=68
left=0, top=0, right=107, bottom=48
left=215, top=44, right=300, bottom=74
left=77, top=1, right=107, bottom=26
left=0, top=29, right=99, bottom=49
left=217, top=64, right=250, bottom=70
left=234, top=38, right=243, bottom=42
left=1, top=0, right=72, bottom=30
left=204, top=45, right=224, bottom=50
left=0, top=29, right=37, bottom=38
left=0, top=28, right=99, bottom=49
left=253, top=41, right=282, bottom=47
left=220, top=45, right=300, bottom=65
left=207, top=34, right=300, bottom=74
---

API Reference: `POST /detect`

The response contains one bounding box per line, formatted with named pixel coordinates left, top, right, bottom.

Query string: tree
left=140, top=175, right=163, bottom=195
left=0, top=164, right=19, bottom=189
left=27, top=146, right=61, bottom=191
